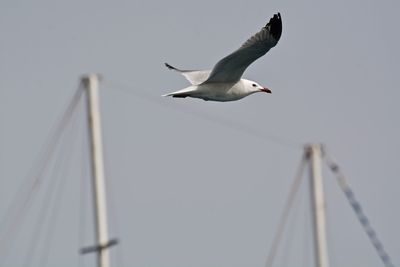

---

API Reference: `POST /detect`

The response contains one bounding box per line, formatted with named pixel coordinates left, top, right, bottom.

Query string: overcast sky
left=1, top=1, right=399, bottom=267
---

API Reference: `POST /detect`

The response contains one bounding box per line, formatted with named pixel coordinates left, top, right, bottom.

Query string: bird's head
left=243, top=79, right=272, bottom=94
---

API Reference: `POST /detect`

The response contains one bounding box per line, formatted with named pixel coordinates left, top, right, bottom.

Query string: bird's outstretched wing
left=164, top=63, right=211, bottom=85
left=203, top=13, right=282, bottom=84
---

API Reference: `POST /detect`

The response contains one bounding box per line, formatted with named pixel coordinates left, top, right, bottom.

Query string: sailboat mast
left=82, top=74, right=111, bottom=267
left=306, top=144, right=329, bottom=267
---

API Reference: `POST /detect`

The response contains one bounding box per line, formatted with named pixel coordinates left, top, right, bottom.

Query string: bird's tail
left=162, top=86, right=197, bottom=98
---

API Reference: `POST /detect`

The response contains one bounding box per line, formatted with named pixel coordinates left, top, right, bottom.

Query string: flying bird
left=163, top=12, right=282, bottom=102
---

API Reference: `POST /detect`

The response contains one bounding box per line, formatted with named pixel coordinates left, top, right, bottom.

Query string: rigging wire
left=265, top=153, right=307, bottom=267
left=0, top=86, right=84, bottom=264
left=279, top=182, right=303, bottom=267
left=22, top=102, right=82, bottom=266
left=102, top=79, right=302, bottom=150
left=39, top=99, right=82, bottom=267
left=324, top=148, right=396, bottom=267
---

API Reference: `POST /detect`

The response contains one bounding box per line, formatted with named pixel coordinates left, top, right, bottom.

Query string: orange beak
left=260, top=87, right=272, bottom=94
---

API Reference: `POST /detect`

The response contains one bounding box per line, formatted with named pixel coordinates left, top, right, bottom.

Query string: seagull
left=163, top=12, right=282, bottom=102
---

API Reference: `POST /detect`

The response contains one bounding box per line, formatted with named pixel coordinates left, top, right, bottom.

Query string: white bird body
left=163, top=79, right=268, bottom=102
left=163, top=13, right=282, bottom=102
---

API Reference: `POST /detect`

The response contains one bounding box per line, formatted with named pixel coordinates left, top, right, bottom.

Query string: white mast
left=306, top=144, right=329, bottom=267
left=81, top=74, right=113, bottom=267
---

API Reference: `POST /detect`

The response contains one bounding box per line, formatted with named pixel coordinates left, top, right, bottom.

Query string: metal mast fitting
left=305, top=144, right=330, bottom=267
left=81, top=74, right=117, bottom=267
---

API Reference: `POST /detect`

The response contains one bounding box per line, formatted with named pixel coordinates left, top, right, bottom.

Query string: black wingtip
left=165, top=63, right=174, bottom=70
left=266, top=12, right=282, bottom=41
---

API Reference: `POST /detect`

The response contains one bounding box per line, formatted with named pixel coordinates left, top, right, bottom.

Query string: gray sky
left=1, top=0, right=399, bottom=266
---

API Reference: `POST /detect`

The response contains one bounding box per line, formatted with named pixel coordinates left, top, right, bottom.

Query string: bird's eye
left=252, top=84, right=257, bottom=87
